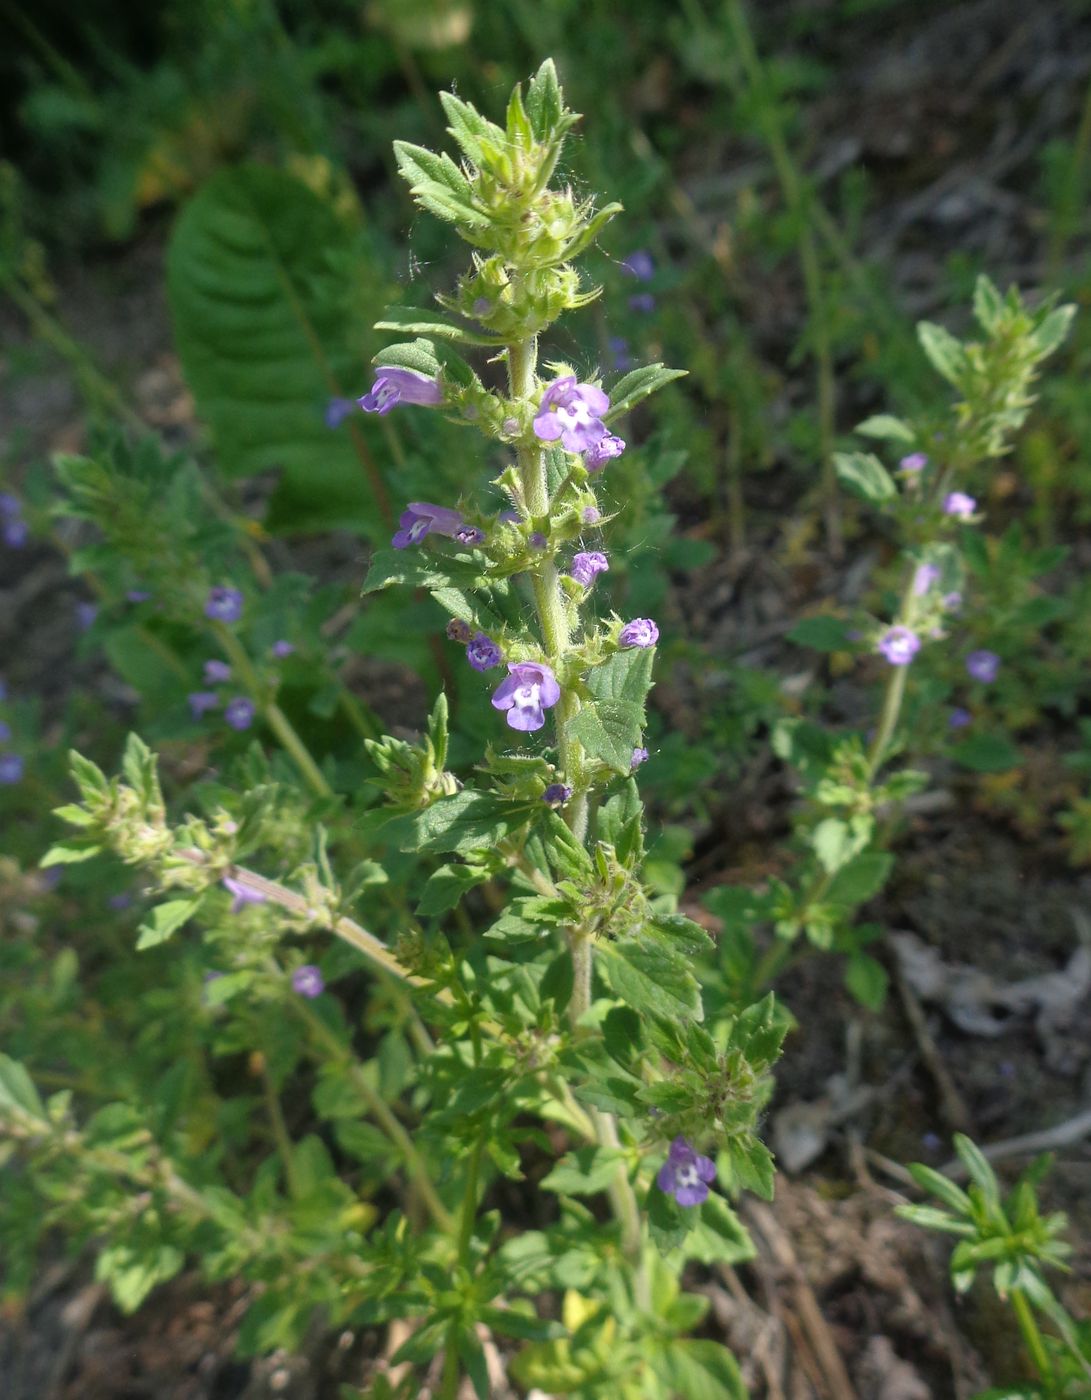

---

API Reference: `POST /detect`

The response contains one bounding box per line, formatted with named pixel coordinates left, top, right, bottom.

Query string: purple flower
left=498, top=509, right=522, bottom=525
left=948, top=707, right=972, bottom=729
left=446, top=618, right=473, bottom=644
left=204, top=659, right=232, bottom=684
left=921, top=1131, right=943, bottom=1154
left=107, top=892, right=133, bottom=910
left=188, top=690, right=219, bottom=719
left=877, top=625, right=921, bottom=666
left=569, top=551, right=609, bottom=588
left=631, top=746, right=649, bottom=769
left=205, top=586, right=244, bottom=623
left=271, top=640, right=295, bottom=658
left=0, top=721, right=10, bottom=744
left=530, top=531, right=548, bottom=550
left=292, top=964, right=324, bottom=998
left=127, top=589, right=152, bottom=603
left=608, top=336, right=633, bottom=371
left=965, top=649, right=1000, bottom=683
left=0, top=493, right=20, bottom=519
left=454, top=524, right=486, bottom=547
left=657, top=1136, right=716, bottom=1208
left=0, top=753, right=23, bottom=784
left=223, top=874, right=267, bottom=914
left=944, top=491, right=977, bottom=520
left=542, top=783, right=572, bottom=805
left=898, top=453, right=928, bottom=474
left=582, top=506, right=601, bottom=525
left=325, top=396, right=356, bottom=428
left=912, top=563, right=940, bottom=596
left=584, top=433, right=626, bottom=472
left=628, top=291, right=656, bottom=314
left=3, top=518, right=28, bottom=548
left=392, top=501, right=465, bottom=550
left=533, top=377, right=610, bottom=454
left=358, top=366, right=443, bottom=416
left=942, top=591, right=963, bottom=612
left=75, top=602, right=98, bottom=630
left=491, top=661, right=561, bottom=733
left=621, top=250, right=655, bottom=282
left=466, top=633, right=503, bottom=671
left=224, top=696, right=256, bottom=730
left=619, top=618, right=659, bottom=649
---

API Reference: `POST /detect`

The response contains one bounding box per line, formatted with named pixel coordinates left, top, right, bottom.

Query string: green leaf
left=1032, top=304, right=1075, bottom=357
left=375, top=304, right=501, bottom=347
left=854, top=414, right=915, bottom=443
left=605, top=364, right=687, bottom=421
left=525, top=59, right=566, bottom=142
left=571, top=646, right=655, bottom=774
left=954, top=732, right=1021, bottom=773
left=905, top=1162, right=973, bottom=1215
left=600, top=935, right=703, bottom=1022
left=972, top=275, right=1005, bottom=332
left=825, top=852, right=893, bottom=907
left=648, top=1338, right=747, bottom=1400
left=953, top=1134, right=1001, bottom=1208
left=729, top=1138, right=775, bottom=1200
left=438, top=91, right=506, bottom=169
left=917, top=320, right=967, bottom=385
left=685, top=1195, right=756, bottom=1266
left=811, top=817, right=871, bottom=874
left=540, top=1146, right=627, bottom=1196
left=0, top=1055, right=45, bottom=1118
left=788, top=615, right=853, bottom=651
left=40, top=840, right=101, bottom=865
left=398, top=792, right=534, bottom=856
left=167, top=165, right=385, bottom=535
left=136, top=898, right=202, bottom=951
left=415, top=863, right=490, bottom=915
left=647, top=1181, right=691, bottom=1255
left=844, top=953, right=889, bottom=1011
left=833, top=451, right=897, bottom=503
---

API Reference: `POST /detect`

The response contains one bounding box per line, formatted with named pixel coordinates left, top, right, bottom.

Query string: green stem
left=212, top=624, right=333, bottom=798
left=1011, top=1288, right=1056, bottom=1394
left=294, top=999, right=455, bottom=1234
left=261, top=1060, right=302, bottom=1199
left=723, top=0, right=841, bottom=555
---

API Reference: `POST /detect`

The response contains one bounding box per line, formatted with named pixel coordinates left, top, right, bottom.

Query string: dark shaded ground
left=3, top=0, right=1091, bottom=1395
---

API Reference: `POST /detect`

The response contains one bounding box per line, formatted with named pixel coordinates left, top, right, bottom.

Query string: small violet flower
left=898, top=452, right=929, bottom=474
left=127, top=589, right=152, bottom=603
left=0, top=493, right=20, bottom=519
left=621, top=249, right=655, bottom=282
left=965, top=649, right=1000, bottom=683
left=188, top=690, right=219, bottom=719
left=948, top=707, right=972, bottom=729
left=205, top=586, right=244, bottom=623
left=631, top=746, right=650, bottom=769
left=491, top=661, right=561, bottom=733
left=533, top=377, right=610, bottom=454
left=657, top=1136, right=716, bottom=1208
left=325, top=396, right=356, bottom=428
left=0, top=753, right=23, bottom=784
left=358, top=366, right=443, bottom=416
left=271, top=640, right=295, bottom=658
left=3, top=518, right=28, bottom=548
left=542, top=783, right=572, bottom=806
left=75, top=602, right=98, bottom=631
left=608, top=336, right=633, bottom=371
left=224, top=696, right=256, bottom=730
left=466, top=633, right=503, bottom=672
left=204, top=659, right=232, bottom=684
left=569, top=551, right=609, bottom=588
left=912, top=563, right=940, bottom=596
left=619, top=618, right=659, bottom=649
left=944, top=491, right=977, bottom=520
left=628, top=291, right=656, bottom=314
left=454, top=523, right=486, bottom=547
left=292, top=964, right=325, bottom=998
left=942, top=591, right=963, bottom=612
left=582, top=506, right=601, bottom=525
left=222, top=875, right=267, bottom=914
left=0, top=721, right=10, bottom=744
left=392, top=501, right=465, bottom=550
left=584, top=432, right=625, bottom=472
left=877, top=626, right=921, bottom=666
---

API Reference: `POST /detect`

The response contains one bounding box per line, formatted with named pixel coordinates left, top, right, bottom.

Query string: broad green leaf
left=684, top=1195, right=756, bottom=1266
left=811, top=817, right=870, bottom=874
left=854, top=414, right=915, bottom=443
left=398, top=792, right=535, bottom=856
left=917, top=320, right=967, bottom=385
left=953, top=732, right=1021, bottom=773
left=1032, top=304, right=1075, bottom=357
left=40, top=840, right=101, bottom=865
left=648, top=1338, right=747, bottom=1400
left=788, top=614, right=853, bottom=651
left=826, top=852, right=893, bottom=906
left=416, top=863, right=490, bottom=916
left=0, top=1056, right=45, bottom=1118
left=525, top=59, right=566, bottom=142
left=375, top=304, right=501, bottom=346
left=844, top=953, right=889, bottom=1011
left=600, top=935, right=703, bottom=1022
left=540, top=1146, right=627, bottom=1196
left=136, top=898, right=202, bottom=950
left=571, top=646, right=654, bottom=774
left=606, top=363, right=686, bottom=421
left=833, top=451, right=897, bottom=503
left=168, top=165, right=386, bottom=535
